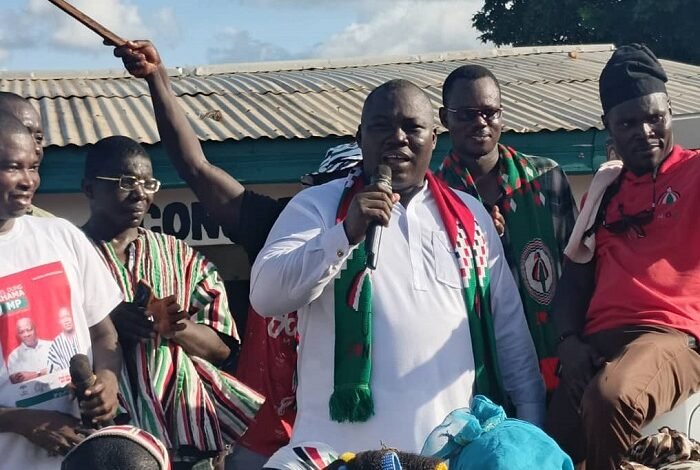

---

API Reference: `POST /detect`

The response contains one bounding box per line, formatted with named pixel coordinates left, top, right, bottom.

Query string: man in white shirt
left=8, top=318, right=51, bottom=383
left=250, top=79, right=544, bottom=456
left=0, top=111, right=123, bottom=470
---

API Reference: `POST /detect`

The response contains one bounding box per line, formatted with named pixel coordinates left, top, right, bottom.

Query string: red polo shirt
left=586, top=146, right=700, bottom=339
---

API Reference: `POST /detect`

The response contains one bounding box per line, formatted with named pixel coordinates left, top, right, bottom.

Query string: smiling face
left=604, top=92, right=674, bottom=176
left=85, top=151, right=155, bottom=232
left=440, top=76, right=503, bottom=161
left=0, top=124, right=40, bottom=231
left=357, top=82, right=437, bottom=198
left=16, top=318, right=38, bottom=348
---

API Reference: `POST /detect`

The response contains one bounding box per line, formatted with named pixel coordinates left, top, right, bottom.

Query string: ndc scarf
left=437, top=144, right=561, bottom=390
left=329, top=168, right=507, bottom=423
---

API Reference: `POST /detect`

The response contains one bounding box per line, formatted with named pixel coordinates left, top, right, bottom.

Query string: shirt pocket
left=432, top=230, right=462, bottom=289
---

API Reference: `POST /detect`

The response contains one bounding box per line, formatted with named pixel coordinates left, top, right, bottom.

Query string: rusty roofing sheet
left=1, top=44, right=699, bottom=147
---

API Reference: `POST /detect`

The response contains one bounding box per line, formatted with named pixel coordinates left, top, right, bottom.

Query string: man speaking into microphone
left=251, top=79, right=544, bottom=458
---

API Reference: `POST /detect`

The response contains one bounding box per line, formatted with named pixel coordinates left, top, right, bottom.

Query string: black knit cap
left=599, top=43, right=668, bottom=114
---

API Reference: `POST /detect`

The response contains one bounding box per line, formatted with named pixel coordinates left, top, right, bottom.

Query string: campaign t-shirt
left=0, top=216, right=122, bottom=470
left=586, top=146, right=700, bottom=338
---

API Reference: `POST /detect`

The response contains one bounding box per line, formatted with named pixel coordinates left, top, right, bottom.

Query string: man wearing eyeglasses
left=436, top=65, right=578, bottom=395
left=81, top=135, right=264, bottom=469
left=545, top=44, right=700, bottom=470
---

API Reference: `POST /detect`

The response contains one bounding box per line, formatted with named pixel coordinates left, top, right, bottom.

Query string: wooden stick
left=47, top=0, right=127, bottom=47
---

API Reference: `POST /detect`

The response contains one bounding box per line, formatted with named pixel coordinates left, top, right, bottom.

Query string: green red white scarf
left=437, top=144, right=561, bottom=391
left=330, top=168, right=508, bottom=423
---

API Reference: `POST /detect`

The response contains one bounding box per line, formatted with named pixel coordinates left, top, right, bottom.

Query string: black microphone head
left=69, top=354, right=94, bottom=392
left=372, top=164, right=392, bottom=193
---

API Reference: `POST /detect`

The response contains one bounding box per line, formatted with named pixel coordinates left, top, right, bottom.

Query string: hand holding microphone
left=342, top=164, right=398, bottom=268
left=69, top=354, right=118, bottom=429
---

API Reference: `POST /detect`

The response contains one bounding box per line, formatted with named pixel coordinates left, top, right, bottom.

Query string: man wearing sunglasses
left=81, top=135, right=264, bottom=469
left=545, top=44, right=700, bottom=470
left=436, top=65, right=578, bottom=396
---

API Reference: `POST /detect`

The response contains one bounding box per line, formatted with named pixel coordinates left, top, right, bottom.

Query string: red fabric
left=586, top=146, right=700, bottom=339
left=425, top=172, right=476, bottom=245
left=236, top=307, right=298, bottom=457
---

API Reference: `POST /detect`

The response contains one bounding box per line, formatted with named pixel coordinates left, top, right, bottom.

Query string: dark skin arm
left=552, top=259, right=596, bottom=336
left=0, top=408, right=85, bottom=456
left=82, top=315, right=122, bottom=425
left=152, top=295, right=231, bottom=365
left=172, top=320, right=231, bottom=365
left=552, top=259, right=605, bottom=401
left=113, top=40, right=244, bottom=238
left=0, top=317, right=121, bottom=453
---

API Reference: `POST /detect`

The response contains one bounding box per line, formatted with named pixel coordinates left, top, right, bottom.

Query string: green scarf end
left=329, top=386, right=374, bottom=423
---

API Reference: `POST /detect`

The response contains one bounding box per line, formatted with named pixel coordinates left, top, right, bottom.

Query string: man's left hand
left=150, top=295, right=188, bottom=339
left=79, top=370, right=119, bottom=425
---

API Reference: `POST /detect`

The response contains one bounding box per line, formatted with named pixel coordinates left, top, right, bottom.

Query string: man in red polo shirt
left=545, top=44, right=700, bottom=470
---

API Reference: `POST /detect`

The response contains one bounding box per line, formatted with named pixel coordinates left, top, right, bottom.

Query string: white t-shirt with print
left=0, top=216, right=123, bottom=470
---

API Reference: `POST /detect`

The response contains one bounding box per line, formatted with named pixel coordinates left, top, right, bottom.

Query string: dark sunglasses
left=446, top=107, right=503, bottom=123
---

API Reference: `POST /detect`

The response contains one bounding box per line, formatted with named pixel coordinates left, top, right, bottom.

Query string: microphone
left=365, top=164, right=392, bottom=270
left=69, top=354, right=114, bottom=428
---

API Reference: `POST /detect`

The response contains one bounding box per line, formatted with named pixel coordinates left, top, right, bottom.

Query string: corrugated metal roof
left=2, top=44, right=700, bottom=148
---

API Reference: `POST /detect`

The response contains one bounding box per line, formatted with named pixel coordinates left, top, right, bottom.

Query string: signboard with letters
left=33, top=188, right=229, bottom=246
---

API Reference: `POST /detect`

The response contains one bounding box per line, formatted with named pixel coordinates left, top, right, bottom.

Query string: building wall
left=34, top=128, right=610, bottom=281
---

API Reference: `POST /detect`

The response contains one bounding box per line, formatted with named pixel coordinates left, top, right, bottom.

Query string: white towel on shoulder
left=564, top=160, right=624, bottom=263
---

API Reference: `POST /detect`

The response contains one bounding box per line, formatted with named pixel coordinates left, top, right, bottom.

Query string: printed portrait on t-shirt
left=0, top=261, right=77, bottom=408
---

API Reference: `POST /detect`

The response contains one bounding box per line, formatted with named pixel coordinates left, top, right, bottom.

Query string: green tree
left=473, top=0, right=700, bottom=64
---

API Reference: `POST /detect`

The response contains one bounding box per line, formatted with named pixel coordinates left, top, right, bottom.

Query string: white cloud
left=152, top=7, right=181, bottom=46
left=313, top=0, right=488, bottom=59
left=0, top=7, right=40, bottom=63
left=207, top=0, right=488, bottom=65
left=27, top=0, right=151, bottom=52
left=208, top=27, right=293, bottom=63
left=0, top=0, right=181, bottom=64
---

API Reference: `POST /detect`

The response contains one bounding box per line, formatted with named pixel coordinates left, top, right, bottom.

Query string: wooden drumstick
left=47, top=0, right=127, bottom=47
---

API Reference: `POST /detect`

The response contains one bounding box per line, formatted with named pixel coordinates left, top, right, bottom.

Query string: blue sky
left=0, top=0, right=488, bottom=71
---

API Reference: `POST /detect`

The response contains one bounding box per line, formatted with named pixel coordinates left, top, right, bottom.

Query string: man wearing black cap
left=545, top=44, right=700, bottom=470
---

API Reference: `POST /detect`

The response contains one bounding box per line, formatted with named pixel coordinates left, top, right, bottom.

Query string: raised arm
left=113, top=40, right=245, bottom=237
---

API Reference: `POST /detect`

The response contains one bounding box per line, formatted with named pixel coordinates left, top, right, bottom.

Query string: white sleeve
left=66, top=223, right=123, bottom=327
left=471, top=199, right=547, bottom=426
left=250, top=187, right=357, bottom=317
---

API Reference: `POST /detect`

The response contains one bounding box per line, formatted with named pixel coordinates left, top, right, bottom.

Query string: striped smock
left=92, top=228, right=264, bottom=454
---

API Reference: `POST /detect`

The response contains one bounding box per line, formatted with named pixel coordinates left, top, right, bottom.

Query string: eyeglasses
left=446, top=107, right=503, bottom=123
left=95, top=175, right=161, bottom=194
left=602, top=173, right=657, bottom=237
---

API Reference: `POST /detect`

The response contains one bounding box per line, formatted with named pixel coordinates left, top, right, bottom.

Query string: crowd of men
left=0, top=40, right=698, bottom=470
